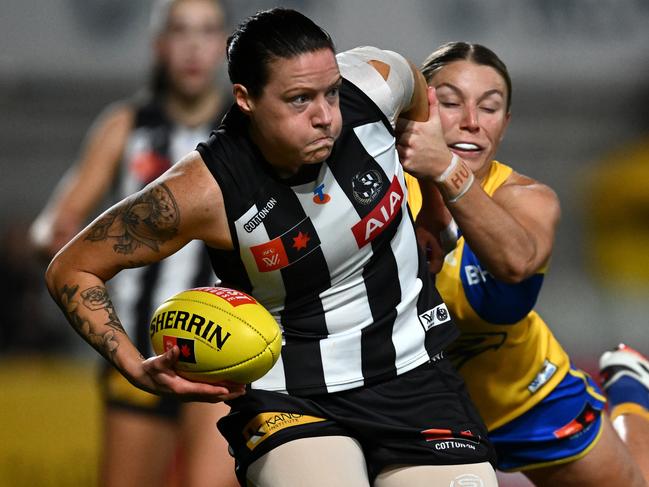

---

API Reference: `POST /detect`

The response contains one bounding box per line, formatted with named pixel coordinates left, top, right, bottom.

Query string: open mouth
left=449, top=142, right=482, bottom=152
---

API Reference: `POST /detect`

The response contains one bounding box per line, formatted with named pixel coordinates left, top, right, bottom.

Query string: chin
left=305, top=148, right=332, bottom=164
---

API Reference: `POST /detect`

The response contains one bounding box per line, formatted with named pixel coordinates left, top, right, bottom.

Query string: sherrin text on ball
left=150, top=287, right=282, bottom=384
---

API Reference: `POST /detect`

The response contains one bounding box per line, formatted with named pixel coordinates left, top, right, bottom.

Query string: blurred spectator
left=0, top=220, right=73, bottom=353
left=26, top=1, right=238, bottom=486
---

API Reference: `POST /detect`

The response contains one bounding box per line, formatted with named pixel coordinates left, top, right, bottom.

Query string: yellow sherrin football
left=149, top=287, right=282, bottom=384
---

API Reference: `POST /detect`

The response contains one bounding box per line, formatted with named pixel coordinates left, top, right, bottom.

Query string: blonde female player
left=29, top=1, right=237, bottom=486
left=398, top=42, right=649, bottom=486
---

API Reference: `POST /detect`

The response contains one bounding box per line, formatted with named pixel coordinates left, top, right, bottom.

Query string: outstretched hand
left=396, top=87, right=453, bottom=180
left=139, top=345, right=246, bottom=403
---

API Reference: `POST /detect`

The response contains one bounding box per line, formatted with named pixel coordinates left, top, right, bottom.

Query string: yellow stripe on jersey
left=408, top=161, right=570, bottom=430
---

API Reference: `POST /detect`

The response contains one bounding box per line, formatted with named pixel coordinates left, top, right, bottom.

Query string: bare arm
left=448, top=172, right=560, bottom=282
left=29, top=103, right=133, bottom=259
left=45, top=152, right=243, bottom=401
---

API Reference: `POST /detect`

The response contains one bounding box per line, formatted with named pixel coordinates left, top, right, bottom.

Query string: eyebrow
left=436, top=83, right=505, bottom=103
left=283, top=75, right=342, bottom=97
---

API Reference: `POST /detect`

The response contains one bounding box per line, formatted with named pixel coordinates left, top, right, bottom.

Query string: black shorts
left=99, top=364, right=182, bottom=419
left=218, top=356, right=496, bottom=484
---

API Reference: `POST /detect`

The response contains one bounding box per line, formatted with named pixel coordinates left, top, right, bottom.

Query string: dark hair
left=226, top=8, right=335, bottom=98
left=421, top=42, right=512, bottom=112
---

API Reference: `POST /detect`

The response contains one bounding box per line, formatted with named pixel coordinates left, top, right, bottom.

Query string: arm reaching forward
left=45, top=151, right=245, bottom=402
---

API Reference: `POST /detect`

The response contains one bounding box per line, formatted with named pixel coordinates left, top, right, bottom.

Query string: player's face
left=156, top=0, right=225, bottom=99
left=239, top=48, right=343, bottom=176
left=430, top=60, right=511, bottom=178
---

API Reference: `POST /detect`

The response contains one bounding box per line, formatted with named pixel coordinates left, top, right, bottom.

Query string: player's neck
left=164, top=89, right=222, bottom=128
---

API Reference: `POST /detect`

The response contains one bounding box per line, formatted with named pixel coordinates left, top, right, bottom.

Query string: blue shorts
left=489, top=364, right=606, bottom=471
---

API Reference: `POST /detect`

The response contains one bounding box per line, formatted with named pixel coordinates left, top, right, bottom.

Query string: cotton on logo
left=450, top=473, right=484, bottom=487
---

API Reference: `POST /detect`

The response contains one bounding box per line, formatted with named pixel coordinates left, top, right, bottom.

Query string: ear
left=233, top=84, right=254, bottom=114
left=500, top=111, right=512, bottom=142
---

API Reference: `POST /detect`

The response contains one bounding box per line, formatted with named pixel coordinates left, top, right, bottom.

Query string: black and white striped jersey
left=109, top=98, right=220, bottom=355
left=197, top=52, right=458, bottom=396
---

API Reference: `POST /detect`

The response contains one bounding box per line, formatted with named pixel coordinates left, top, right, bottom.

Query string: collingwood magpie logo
left=418, top=304, right=451, bottom=331
left=352, top=169, right=383, bottom=205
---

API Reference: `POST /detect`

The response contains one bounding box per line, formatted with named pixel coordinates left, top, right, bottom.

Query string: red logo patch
left=351, top=176, right=404, bottom=248
left=162, top=336, right=196, bottom=363
left=250, top=238, right=290, bottom=272
left=193, top=287, right=256, bottom=307
left=163, top=335, right=177, bottom=352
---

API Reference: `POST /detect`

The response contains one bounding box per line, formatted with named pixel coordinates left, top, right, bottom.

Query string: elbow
left=489, top=254, right=536, bottom=284
left=44, top=253, right=64, bottom=298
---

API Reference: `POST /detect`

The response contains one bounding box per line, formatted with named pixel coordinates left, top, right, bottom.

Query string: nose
left=460, top=105, right=479, bottom=133
left=312, top=97, right=333, bottom=129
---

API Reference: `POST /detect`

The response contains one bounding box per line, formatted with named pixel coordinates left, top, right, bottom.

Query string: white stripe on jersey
left=388, top=211, right=428, bottom=370
left=353, top=122, right=430, bottom=373
left=234, top=202, right=289, bottom=392
left=234, top=203, right=287, bottom=314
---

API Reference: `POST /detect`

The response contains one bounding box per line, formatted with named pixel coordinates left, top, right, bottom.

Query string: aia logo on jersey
left=130, top=151, right=171, bottom=184
left=312, top=183, right=331, bottom=204
left=250, top=217, right=321, bottom=272
left=351, top=176, right=404, bottom=248
left=163, top=336, right=196, bottom=363
left=352, top=169, right=383, bottom=205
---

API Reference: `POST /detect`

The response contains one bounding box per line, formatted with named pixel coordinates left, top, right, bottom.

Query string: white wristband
left=446, top=171, right=475, bottom=204
left=435, top=153, right=460, bottom=183
left=433, top=153, right=474, bottom=203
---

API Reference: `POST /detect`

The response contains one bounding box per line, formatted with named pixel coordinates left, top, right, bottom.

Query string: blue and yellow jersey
left=407, top=161, right=570, bottom=431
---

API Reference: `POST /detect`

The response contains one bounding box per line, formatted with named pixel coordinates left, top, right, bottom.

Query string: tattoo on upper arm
left=58, top=284, right=126, bottom=359
left=85, top=183, right=179, bottom=254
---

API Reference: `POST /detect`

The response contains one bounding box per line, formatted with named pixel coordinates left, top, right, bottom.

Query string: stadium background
left=1, top=1, right=648, bottom=485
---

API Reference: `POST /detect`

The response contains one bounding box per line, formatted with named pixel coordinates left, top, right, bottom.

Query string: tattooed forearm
left=85, top=183, right=179, bottom=255
left=57, top=284, right=126, bottom=361
left=80, top=285, right=123, bottom=332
